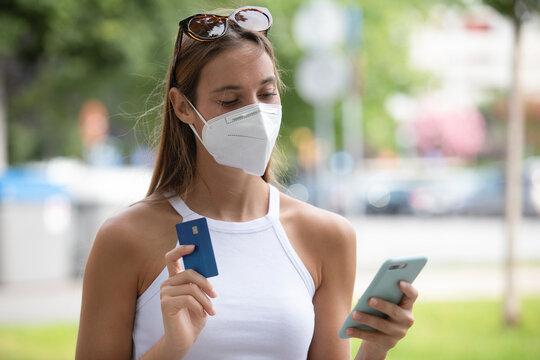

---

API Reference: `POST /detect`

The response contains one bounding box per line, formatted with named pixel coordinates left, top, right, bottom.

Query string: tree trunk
left=504, top=19, right=523, bottom=327
left=0, top=57, right=7, bottom=173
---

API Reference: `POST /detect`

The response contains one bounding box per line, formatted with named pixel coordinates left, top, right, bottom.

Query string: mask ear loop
left=182, top=95, right=209, bottom=144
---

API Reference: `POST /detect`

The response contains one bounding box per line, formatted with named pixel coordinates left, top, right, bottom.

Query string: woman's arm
left=75, top=218, right=140, bottom=360
left=304, top=210, right=357, bottom=360
left=299, top=204, right=419, bottom=360
left=76, top=204, right=216, bottom=360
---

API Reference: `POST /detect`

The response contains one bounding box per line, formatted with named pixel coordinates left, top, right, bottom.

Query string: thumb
left=399, top=281, right=419, bottom=310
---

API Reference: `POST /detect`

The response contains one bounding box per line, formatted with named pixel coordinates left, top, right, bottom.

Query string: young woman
left=76, top=6, right=418, bottom=360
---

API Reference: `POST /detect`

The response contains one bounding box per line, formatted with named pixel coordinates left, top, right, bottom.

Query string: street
left=0, top=215, right=539, bottom=323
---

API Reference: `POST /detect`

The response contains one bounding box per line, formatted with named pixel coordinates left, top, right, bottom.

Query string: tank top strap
left=168, top=195, right=198, bottom=221
left=267, top=183, right=280, bottom=221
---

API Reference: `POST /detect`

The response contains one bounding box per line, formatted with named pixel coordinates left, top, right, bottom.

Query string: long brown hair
left=147, top=24, right=283, bottom=199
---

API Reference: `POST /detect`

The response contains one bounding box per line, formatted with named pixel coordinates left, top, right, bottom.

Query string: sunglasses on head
left=170, top=6, right=273, bottom=87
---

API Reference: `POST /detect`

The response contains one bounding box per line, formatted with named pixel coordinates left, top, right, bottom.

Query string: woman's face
left=191, top=42, right=280, bottom=126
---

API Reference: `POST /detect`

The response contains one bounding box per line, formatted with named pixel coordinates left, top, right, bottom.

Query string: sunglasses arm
left=170, top=29, right=184, bottom=87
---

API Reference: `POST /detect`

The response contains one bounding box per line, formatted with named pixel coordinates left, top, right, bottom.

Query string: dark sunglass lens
left=189, top=16, right=226, bottom=39
left=234, top=9, right=270, bottom=32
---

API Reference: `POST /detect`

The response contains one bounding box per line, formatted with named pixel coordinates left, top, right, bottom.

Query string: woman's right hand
left=159, top=245, right=218, bottom=357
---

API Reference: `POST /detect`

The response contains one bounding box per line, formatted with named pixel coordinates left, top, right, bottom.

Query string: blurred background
left=0, top=0, right=539, bottom=359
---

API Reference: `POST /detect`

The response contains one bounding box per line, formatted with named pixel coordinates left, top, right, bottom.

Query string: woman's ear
left=169, top=87, right=196, bottom=125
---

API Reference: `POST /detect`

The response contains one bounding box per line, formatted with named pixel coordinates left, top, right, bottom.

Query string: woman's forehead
left=198, top=43, right=276, bottom=91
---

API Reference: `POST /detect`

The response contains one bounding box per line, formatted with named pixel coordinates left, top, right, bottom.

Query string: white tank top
left=132, top=184, right=316, bottom=359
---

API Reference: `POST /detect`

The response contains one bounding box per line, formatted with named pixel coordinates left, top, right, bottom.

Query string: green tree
left=0, top=0, right=177, bottom=164
left=0, top=0, right=449, bottom=168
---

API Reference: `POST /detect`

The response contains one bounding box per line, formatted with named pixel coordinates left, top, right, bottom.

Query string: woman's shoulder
left=98, top=196, right=176, bottom=248
left=278, top=190, right=356, bottom=290
left=90, top=194, right=180, bottom=278
left=278, top=191, right=356, bottom=249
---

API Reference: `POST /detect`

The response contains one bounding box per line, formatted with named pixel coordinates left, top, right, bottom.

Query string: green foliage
left=1, top=0, right=450, bottom=164
left=2, top=0, right=176, bottom=164
left=482, top=0, right=540, bottom=23
left=271, top=0, right=439, bottom=156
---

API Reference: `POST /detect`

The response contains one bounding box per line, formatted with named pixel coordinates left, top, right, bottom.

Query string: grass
left=0, top=323, right=77, bottom=360
left=0, top=298, right=538, bottom=359
left=351, top=297, right=540, bottom=360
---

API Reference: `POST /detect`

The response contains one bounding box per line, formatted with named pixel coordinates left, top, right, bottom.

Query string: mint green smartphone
left=338, top=256, right=427, bottom=339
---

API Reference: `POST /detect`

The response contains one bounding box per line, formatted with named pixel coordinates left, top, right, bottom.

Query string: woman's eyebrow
left=211, top=84, right=242, bottom=93
left=211, top=77, right=277, bottom=93
left=260, top=76, right=276, bottom=86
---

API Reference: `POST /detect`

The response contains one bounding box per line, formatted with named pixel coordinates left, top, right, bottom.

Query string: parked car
left=455, top=163, right=539, bottom=217
left=357, top=160, right=540, bottom=217
left=363, top=179, right=417, bottom=215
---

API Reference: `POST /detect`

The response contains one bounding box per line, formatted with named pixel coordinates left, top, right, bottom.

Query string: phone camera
left=389, top=263, right=407, bottom=270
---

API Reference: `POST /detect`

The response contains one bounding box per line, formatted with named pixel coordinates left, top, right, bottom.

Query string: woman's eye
left=259, top=92, right=278, bottom=99
left=219, top=99, right=238, bottom=107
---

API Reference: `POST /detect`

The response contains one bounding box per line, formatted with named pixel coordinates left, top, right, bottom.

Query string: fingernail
left=400, top=281, right=410, bottom=288
left=208, top=284, right=217, bottom=298
left=352, top=311, right=362, bottom=321
left=346, top=329, right=353, bottom=336
left=369, top=298, right=378, bottom=306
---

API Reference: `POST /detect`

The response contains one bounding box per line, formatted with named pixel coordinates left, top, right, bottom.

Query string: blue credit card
left=175, top=217, right=219, bottom=278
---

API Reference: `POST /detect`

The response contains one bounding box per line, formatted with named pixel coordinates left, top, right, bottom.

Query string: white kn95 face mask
left=184, top=97, right=282, bottom=176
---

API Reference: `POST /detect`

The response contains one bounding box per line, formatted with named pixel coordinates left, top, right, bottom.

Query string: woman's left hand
left=347, top=281, right=419, bottom=360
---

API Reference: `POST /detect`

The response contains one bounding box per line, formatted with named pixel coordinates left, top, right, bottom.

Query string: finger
left=161, top=282, right=216, bottom=316
left=350, top=311, right=405, bottom=338
left=165, top=245, right=195, bottom=277
left=368, top=297, right=401, bottom=320
left=368, top=297, right=415, bottom=330
left=398, top=281, right=419, bottom=310
left=344, top=326, right=397, bottom=348
left=345, top=326, right=378, bottom=340
left=161, top=294, right=207, bottom=318
left=368, top=298, right=410, bottom=323
left=166, top=269, right=218, bottom=298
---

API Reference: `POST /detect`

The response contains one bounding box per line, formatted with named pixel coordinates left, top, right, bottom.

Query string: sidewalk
left=350, top=215, right=540, bottom=300
left=0, top=278, right=82, bottom=324
left=354, top=264, right=540, bottom=302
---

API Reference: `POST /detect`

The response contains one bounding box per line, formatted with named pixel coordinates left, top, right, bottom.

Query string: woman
left=76, top=6, right=418, bottom=360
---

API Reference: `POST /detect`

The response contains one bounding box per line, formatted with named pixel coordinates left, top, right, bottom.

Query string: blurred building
left=409, top=4, right=540, bottom=100
left=386, top=4, right=540, bottom=161
left=349, top=5, right=540, bottom=216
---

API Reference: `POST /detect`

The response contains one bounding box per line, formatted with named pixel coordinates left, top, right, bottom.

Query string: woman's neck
left=182, top=160, right=270, bottom=222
